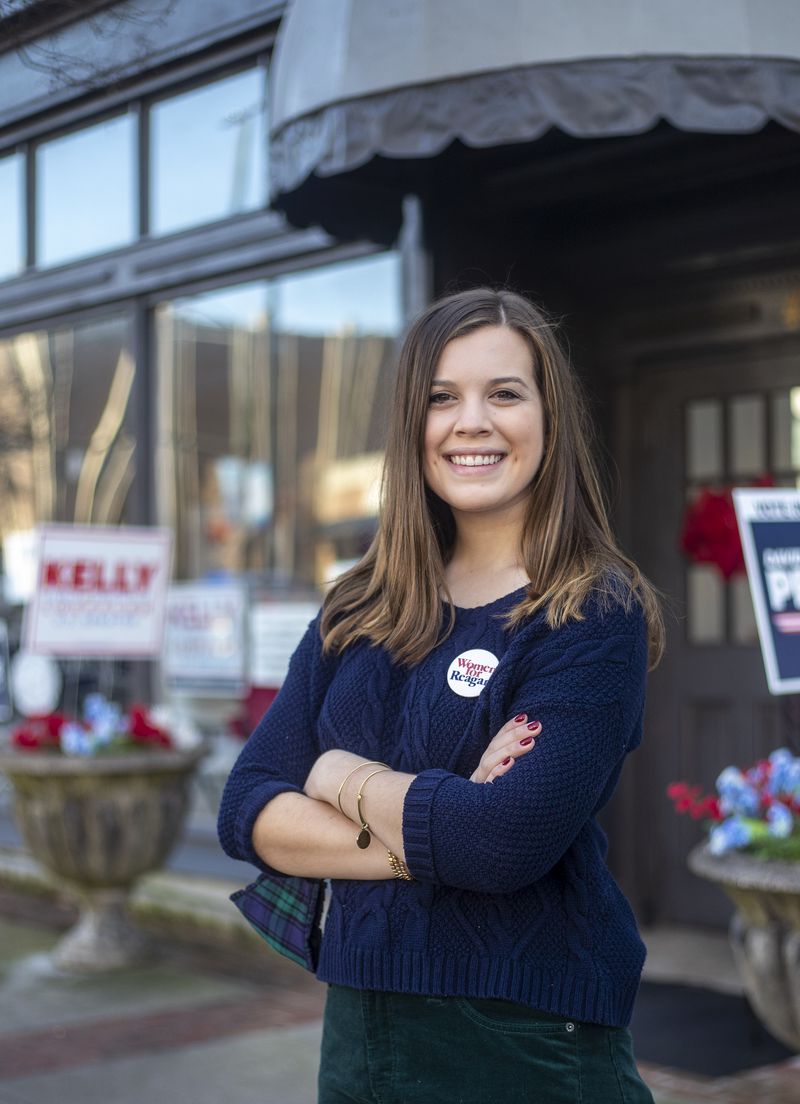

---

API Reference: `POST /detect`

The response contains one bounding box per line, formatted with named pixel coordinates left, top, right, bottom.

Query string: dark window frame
left=0, top=43, right=274, bottom=280
left=144, top=60, right=269, bottom=239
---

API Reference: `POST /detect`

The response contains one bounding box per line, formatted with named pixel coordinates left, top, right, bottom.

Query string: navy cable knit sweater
left=217, top=588, right=649, bottom=1027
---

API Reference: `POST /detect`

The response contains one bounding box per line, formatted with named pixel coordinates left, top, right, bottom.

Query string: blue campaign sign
left=733, top=489, right=800, bottom=694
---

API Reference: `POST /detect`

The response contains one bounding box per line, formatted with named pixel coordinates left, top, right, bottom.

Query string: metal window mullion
left=130, top=298, right=151, bottom=527
left=25, top=140, right=35, bottom=268
left=135, top=101, right=149, bottom=239
left=765, top=386, right=775, bottom=479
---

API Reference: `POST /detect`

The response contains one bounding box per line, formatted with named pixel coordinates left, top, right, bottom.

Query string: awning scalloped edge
left=269, top=55, right=800, bottom=198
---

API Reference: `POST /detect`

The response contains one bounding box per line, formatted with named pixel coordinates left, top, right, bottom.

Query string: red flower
left=692, top=795, right=723, bottom=822
left=666, top=782, right=722, bottom=821
left=10, top=712, right=66, bottom=751
left=127, top=705, right=172, bottom=748
left=666, top=782, right=706, bottom=815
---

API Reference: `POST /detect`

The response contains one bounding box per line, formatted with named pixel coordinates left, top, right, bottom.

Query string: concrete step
left=0, top=845, right=265, bottom=959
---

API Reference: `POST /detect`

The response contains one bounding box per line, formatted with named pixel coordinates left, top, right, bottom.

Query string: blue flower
left=767, top=802, right=794, bottom=839
left=82, top=694, right=124, bottom=746
left=60, top=722, right=97, bottom=757
left=766, top=748, right=795, bottom=797
left=708, top=816, right=753, bottom=855
left=716, top=767, right=761, bottom=817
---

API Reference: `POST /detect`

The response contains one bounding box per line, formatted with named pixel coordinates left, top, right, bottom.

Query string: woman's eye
left=493, top=389, right=521, bottom=402
left=428, top=392, right=452, bottom=405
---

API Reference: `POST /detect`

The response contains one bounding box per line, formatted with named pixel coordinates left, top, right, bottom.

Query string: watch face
left=10, top=652, right=63, bottom=717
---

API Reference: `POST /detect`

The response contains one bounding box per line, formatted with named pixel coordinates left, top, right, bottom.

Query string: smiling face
left=423, top=325, right=545, bottom=530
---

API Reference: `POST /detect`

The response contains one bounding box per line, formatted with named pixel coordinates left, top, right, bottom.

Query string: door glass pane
left=37, top=114, right=135, bottom=267
left=0, top=152, right=25, bottom=280
left=729, top=394, right=765, bottom=478
left=771, top=389, right=800, bottom=472
left=687, top=564, right=725, bottom=644
left=155, top=252, right=401, bottom=587
left=686, top=400, right=723, bottom=481
left=150, top=68, right=266, bottom=236
left=731, top=574, right=758, bottom=645
left=0, top=315, right=136, bottom=586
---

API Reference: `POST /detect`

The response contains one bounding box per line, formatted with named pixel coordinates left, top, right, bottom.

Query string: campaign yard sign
left=163, top=582, right=248, bottom=696
left=24, top=524, right=172, bottom=658
left=733, top=488, right=800, bottom=694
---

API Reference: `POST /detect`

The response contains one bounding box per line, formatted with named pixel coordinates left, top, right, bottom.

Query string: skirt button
left=565, top=1022, right=576, bottom=1032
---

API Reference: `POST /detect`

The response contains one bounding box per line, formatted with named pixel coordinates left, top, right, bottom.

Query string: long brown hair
left=321, top=288, right=664, bottom=668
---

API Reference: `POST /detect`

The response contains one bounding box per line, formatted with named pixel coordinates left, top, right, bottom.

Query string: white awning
left=270, top=0, right=800, bottom=197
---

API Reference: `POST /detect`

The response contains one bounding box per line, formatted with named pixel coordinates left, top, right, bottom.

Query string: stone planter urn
left=689, top=842, right=800, bottom=1051
left=0, top=745, right=205, bottom=971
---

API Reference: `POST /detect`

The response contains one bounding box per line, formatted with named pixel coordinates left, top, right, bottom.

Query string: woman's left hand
left=470, top=715, right=541, bottom=783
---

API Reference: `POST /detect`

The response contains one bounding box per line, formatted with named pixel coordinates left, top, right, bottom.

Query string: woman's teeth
left=448, top=454, right=503, bottom=467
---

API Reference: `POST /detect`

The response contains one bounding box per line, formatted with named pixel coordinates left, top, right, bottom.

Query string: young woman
left=218, top=288, right=664, bottom=1103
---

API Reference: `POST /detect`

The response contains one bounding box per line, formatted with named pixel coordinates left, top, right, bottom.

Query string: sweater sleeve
left=217, top=613, right=334, bottom=872
left=402, top=602, right=648, bottom=894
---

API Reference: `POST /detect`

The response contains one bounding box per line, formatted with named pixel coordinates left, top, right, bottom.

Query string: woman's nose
left=454, top=398, right=491, bottom=435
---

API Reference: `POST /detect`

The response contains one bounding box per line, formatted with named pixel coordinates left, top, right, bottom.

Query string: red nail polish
left=502, top=756, right=512, bottom=766
left=514, top=714, right=526, bottom=723
left=519, top=735, right=534, bottom=746
left=527, top=721, right=541, bottom=731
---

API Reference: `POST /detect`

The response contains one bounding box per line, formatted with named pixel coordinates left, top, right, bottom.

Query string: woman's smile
left=445, top=451, right=506, bottom=469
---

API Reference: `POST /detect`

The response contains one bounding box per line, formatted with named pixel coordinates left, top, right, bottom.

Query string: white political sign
left=163, top=582, right=248, bottom=696
left=249, top=602, right=319, bottom=687
left=23, top=524, right=172, bottom=658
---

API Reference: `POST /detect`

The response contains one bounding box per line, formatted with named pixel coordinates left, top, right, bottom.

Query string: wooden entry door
left=628, top=342, right=800, bottom=927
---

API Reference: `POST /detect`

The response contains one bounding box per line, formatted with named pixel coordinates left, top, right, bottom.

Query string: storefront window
left=150, top=68, right=266, bottom=237
left=0, top=315, right=136, bottom=580
left=0, top=152, right=24, bottom=280
left=155, top=252, right=402, bottom=589
left=36, top=115, right=135, bottom=267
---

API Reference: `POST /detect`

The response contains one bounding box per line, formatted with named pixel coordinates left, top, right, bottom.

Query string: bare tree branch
left=1, top=1, right=181, bottom=91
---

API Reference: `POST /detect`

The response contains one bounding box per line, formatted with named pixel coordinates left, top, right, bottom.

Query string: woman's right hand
left=469, top=715, right=541, bottom=783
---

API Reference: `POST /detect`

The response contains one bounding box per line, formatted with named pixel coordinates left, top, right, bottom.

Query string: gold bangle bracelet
left=336, top=760, right=388, bottom=818
left=387, top=850, right=414, bottom=881
left=354, top=767, right=392, bottom=849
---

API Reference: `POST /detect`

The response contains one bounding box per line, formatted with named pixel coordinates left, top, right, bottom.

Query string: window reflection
left=731, top=574, right=758, bottom=645
left=150, top=68, right=266, bottom=236
left=685, top=399, right=723, bottom=481
left=156, top=252, right=402, bottom=587
left=0, top=153, right=24, bottom=280
left=0, top=315, right=136, bottom=554
left=687, top=563, right=725, bottom=645
left=37, top=115, right=135, bottom=267
left=772, top=389, right=800, bottom=472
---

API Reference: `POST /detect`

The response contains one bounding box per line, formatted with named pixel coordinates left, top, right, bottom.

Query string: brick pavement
left=0, top=987, right=325, bottom=1081
left=640, top=1058, right=800, bottom=1104
left=1, top=885, right=797, bottom=1104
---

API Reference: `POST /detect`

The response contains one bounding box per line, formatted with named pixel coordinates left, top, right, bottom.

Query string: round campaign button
left=446, top=648, right=499, bottom=698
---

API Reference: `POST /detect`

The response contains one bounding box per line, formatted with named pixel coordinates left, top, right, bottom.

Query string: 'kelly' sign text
left=24, top=525, right=172, bottom=658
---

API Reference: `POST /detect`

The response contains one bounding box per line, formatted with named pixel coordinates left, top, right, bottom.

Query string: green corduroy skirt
left=318, top=984, right=655, bottom=1104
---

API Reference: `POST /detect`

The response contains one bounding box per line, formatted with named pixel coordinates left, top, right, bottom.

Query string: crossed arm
left=252, top=715, right=540, bottom=880
left=220, top=606, right=644, bottom=890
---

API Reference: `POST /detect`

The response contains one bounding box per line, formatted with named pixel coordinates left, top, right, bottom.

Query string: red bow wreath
left=680, top=476, right=773, bottom=580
